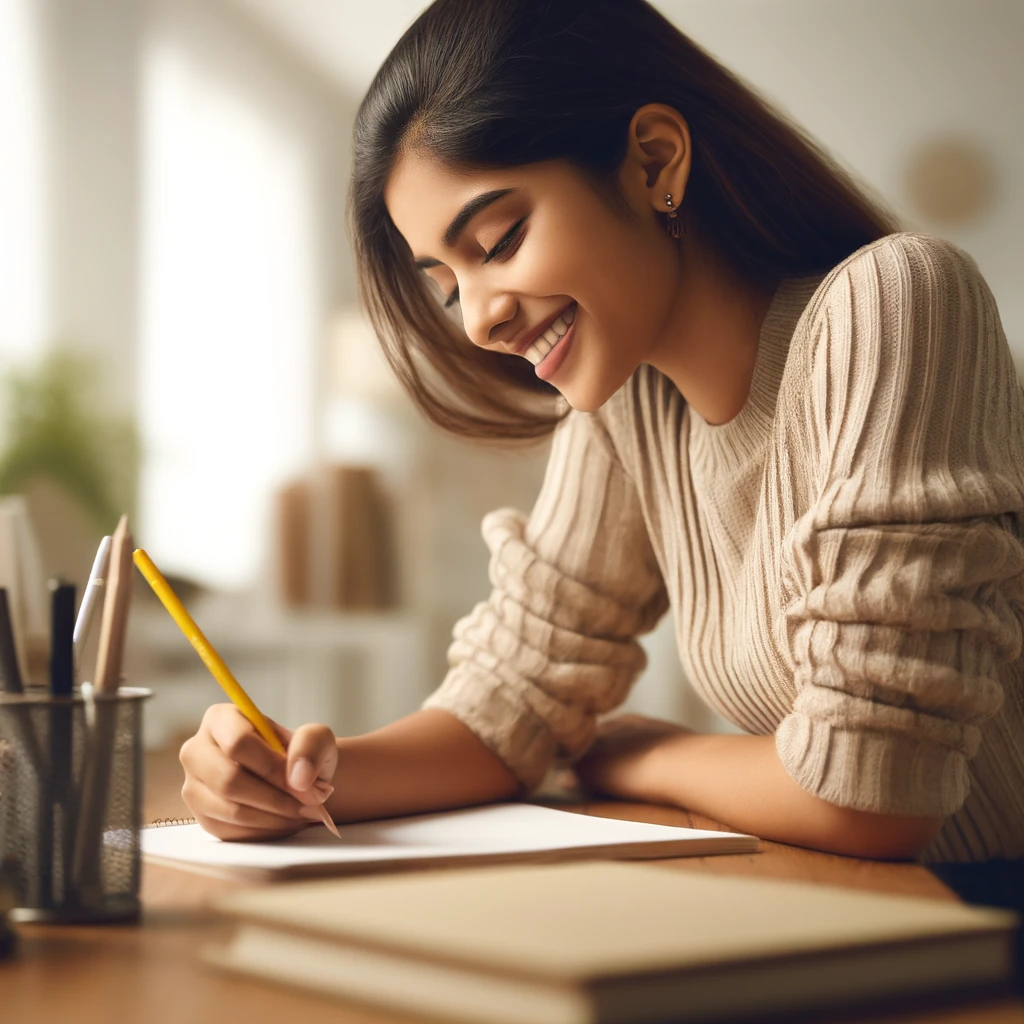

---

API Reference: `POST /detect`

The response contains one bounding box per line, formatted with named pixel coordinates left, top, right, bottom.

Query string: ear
left=618, top=104, right=692, bottom=220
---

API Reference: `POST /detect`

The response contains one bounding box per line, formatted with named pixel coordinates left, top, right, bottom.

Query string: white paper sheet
left=142, top=803, right=758, bottom=879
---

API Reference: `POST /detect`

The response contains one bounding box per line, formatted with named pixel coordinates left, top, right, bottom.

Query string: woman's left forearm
left=578, top=727, right=944, bottom=860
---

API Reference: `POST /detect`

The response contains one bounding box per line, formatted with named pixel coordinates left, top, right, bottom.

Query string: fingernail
left=289, top=757, right=315, bottom=790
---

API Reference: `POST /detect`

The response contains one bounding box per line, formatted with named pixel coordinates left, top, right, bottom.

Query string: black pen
left=48, top=580, right=76, bottom=908
left=49, top=581, right=75, bottom=697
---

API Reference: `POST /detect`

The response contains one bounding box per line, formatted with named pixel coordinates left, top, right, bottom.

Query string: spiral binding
left=147, top=816, right=197, bottom=828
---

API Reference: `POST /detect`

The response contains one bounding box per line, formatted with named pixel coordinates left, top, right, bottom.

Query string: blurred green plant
left=0, top=350, right=139, bottom=531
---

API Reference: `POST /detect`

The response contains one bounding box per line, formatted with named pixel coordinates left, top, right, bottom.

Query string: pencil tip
left=321, top=807, right=342, bottom=839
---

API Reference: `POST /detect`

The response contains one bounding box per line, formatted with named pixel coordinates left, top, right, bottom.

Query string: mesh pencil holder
left=0, top=686, right=152, bottom=923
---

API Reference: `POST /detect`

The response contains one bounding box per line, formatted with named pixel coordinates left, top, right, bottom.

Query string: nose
left=460, top=281, right=518, bottom=352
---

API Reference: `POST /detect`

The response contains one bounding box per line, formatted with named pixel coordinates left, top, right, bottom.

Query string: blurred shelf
left=132, top=592, right=425, bottom=652
left=130, top=592, right=429, bottom=739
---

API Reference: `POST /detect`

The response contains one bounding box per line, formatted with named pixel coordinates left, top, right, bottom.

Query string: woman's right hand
left=179, top=703, right=338, bottom=842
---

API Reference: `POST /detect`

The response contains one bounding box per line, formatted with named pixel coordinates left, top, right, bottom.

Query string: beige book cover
left=206, top=860, right=1017, bottom=1024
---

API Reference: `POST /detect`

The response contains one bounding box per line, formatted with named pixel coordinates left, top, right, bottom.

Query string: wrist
left=635, top=731, right=694, bottom=804
left=322, top=734, right=354, bottom=821
left=576, top=722, right=695, bottom=805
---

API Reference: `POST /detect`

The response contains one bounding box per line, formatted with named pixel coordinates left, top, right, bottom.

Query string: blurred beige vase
left=274, top=308, right=402, bottom=611
left=274, top=463, right=395, bottom=612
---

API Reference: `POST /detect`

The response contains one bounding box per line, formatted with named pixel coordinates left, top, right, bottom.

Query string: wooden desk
left=2, top=748, right=1022, bottom=1024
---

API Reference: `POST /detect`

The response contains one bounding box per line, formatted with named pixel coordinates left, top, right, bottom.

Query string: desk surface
left=3, top=748, right=1023, bottom=1024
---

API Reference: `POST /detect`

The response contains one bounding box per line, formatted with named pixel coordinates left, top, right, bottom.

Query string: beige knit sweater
left=423, top=232, right=1024, bottom=864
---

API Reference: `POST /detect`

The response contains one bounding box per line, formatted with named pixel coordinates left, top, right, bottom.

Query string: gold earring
left=663, top=193, right=684, bottom=240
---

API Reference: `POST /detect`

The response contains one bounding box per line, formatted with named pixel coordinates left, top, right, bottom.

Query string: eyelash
left=444, top=217, right=527, bottom=309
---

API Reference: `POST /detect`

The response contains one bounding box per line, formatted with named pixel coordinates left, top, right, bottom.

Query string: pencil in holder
left=0, top=686, right=152, bottom=923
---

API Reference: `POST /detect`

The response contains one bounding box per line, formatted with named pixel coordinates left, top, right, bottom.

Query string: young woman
left=180, top=0, right=1024, bottom=864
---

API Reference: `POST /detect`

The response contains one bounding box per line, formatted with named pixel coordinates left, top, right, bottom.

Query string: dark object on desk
left=206, top=860, right=1019, bottom=1024
left=930, top=859, right=1024, bottom=992
left=0, top=856, right=16, bottom=959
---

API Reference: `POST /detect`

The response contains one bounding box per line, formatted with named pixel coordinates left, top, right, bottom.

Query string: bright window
left=139, top=35, right=317, bottom=589
left=0, top=0, right=48, bottom=365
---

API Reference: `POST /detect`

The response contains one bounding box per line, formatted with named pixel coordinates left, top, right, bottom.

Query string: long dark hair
left=349, top=0, right=902, bottom=441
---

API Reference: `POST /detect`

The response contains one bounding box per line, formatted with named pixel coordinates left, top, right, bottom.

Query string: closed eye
left=444, top=216, right=528, bottom=308
left=483, top=216, right=527, bottom=264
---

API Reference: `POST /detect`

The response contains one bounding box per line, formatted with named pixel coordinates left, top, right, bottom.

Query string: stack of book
left=204, top=859, right=1019, bottom=1023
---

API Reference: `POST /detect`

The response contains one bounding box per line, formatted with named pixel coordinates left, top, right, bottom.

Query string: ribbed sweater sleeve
left=775, top=235, right=1024, bottom=817
left=422, top=411, right=669, bottom=790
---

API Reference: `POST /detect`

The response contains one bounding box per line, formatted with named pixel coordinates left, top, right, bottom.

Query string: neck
left=646, top=239, right=779, bottom=425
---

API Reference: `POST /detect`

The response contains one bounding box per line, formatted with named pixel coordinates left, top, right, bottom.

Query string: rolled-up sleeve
left=776, top=234, right=1024, bottom=817
left=423, top=410, right=669, bottom=790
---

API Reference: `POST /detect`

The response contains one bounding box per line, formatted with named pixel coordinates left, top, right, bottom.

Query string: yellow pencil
left=133, top=548, right=341, bottom=838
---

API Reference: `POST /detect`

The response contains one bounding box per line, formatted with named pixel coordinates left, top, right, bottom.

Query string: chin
left=558, top=386, right=614, bottom=414
left=556, top=371, right=630, bottom=414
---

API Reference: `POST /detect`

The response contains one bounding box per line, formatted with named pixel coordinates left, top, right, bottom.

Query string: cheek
left=521, top=209, right=672, bottom=324
left=575, top=220, right=676, bottom=349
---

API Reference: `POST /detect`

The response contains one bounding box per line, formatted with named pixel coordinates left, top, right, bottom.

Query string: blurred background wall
left=0, top=0, right=1020, bottom=748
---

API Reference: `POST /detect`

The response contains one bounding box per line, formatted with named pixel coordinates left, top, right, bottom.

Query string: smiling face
left=384, top=150, right=686, bottom=412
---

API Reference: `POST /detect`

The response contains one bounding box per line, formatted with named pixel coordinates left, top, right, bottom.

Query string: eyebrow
left=413, top=187, right=517, bottom=269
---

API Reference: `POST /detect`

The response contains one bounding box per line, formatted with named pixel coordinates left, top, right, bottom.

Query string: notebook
left=206, top=860, right=1019, bottom=1024
left=141, top=803, right=758, bottom=881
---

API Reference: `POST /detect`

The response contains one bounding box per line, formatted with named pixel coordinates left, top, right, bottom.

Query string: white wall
left=654, top=0, right=1023, bottom=350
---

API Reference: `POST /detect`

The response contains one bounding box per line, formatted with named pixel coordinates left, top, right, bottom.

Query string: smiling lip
left=535, top=317, right=576, bottom=382
left=512, top=302, right=576, bottom=356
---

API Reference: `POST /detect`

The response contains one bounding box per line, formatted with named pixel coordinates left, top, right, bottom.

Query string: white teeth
left=526, top=338, right=552, bottom=364
left=522, top=304, right=576, bottom=365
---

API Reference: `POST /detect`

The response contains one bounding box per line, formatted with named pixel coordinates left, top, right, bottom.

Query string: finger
left=197, top=816, right=301, bottom=843
left=206, top=705, right=289, bottom=788
left=182, top=777, right=305, bottom=837
left=183, top=720, right=302, bottom=818
left=270, top=717, right=293, bottom=747
left=286, top=723, right=338, bottom=799
left=297, top=803, right=331, bottom=822
left=193, top=754, right=307, bottom=820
